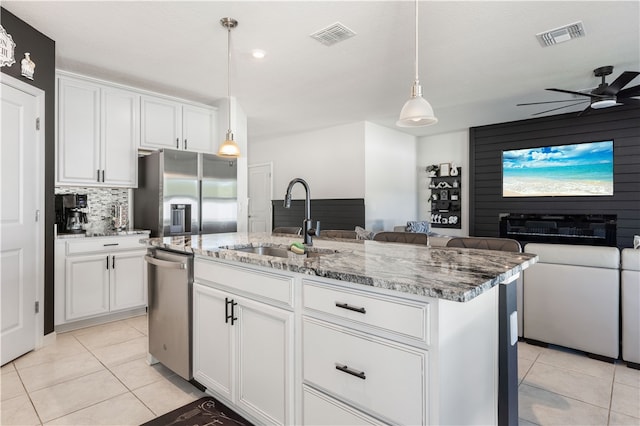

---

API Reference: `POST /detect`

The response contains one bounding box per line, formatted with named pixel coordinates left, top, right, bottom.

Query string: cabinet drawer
left=194, top=258, right=294, bottom=307
left=303, top=318, right=426, bottom=425
left=303, top=280, right=429, bottom=344
left=303, top=385, right=386, bottom=426
left=66, top=236, right=145, bottom=255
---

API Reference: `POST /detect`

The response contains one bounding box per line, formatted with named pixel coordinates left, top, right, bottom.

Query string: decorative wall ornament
left=21, top=52, right=35, bottom=79
left=0, top=25, right=16, bottom=67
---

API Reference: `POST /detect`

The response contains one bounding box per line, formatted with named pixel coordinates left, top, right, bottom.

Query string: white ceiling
left=3, top=1, right=639, bottom=141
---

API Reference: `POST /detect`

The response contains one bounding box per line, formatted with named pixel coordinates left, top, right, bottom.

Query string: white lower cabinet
left=193, top=259, right=294, bottom=425
left=303, top=385, right=386, bottom=426
left=65, top=254, right=110, bottom=320
left=66, top=249, right=146, bottom=321
left=191, top=258, right=500, bottom=425
left=55, top=236, right=148, bottom=327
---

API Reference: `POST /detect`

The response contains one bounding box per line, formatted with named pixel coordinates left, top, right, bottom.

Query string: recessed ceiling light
left=252, top=49, right=266, bottom=59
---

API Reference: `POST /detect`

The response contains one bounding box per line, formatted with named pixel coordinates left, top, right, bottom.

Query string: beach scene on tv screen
left=502, top=141, right=614, bottom=197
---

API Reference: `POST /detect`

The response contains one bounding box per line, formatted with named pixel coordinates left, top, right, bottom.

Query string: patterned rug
left=141, top=396, right=252, bottom=426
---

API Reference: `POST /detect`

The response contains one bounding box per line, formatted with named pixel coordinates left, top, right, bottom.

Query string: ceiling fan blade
left=517, top=99, right=588, bottom=106
left=577, top=104, right=593, bottom=117
left=530, top=101, right=588, bottom=116
left=546, top=88, right=607, bottom=98
left=617, top=84, right=640, bottom=98
left=618, top=97, right=640, bottom=106
left=601, top=71, right=640, bottom=95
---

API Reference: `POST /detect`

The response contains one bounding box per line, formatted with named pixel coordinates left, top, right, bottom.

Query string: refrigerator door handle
left=144, top=255, right=187, bottom=270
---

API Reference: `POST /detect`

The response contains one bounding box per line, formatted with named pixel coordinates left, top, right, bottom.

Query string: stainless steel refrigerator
left=134, top=149, right=237, bottom=237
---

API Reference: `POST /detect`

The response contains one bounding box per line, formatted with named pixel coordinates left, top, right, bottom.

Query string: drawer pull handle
left=335, top=302, right=366, bottom=314
left=103, top=243, right=119, bottom=247
left=335, top=363, right=366, bottom=380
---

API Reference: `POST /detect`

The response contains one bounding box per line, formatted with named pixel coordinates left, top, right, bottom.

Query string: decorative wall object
left=0, top=25, right=16, bottom=67
left=428, top=167, right=462, bottom=229
left=20, top=52, right=34, bottom=79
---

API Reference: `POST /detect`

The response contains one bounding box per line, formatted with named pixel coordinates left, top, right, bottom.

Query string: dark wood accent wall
left=469, top=106, right=640, bottom=249
left=272, top=199, right=365, bottom=231
left=1, top=8, right=56, bottom=334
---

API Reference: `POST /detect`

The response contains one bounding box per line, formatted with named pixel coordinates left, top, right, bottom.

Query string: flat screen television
left=502, top=140, right=614, bottom=197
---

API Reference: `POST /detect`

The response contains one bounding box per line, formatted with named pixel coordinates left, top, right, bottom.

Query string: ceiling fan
left=518, top=66, right=640, bottom=116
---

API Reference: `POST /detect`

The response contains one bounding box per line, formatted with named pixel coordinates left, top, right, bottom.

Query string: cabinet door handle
left=112, top=255, right=115, bottom=269
left=225, top=297, right=238, bottom=325
left=176, top=138, right=179, bottom=149
left=335, top=363, right=366, bottom=380
left=103, top=243, right=119, bottom=247
left=106, top=255, right=109, bottom=270
left=184, top=139, right=187, bottom=150
left=335, top=302, right=366, bottom=314
left=97, top=169, right=101, bottom=182
left=101, top=170, right=105, bottom=182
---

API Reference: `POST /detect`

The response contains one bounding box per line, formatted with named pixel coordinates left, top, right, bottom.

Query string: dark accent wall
left=272, top=199, right=365, bottom=231
left=469, top=106, right=640, bottom=249
left=1, top=8, right=56, bottom=334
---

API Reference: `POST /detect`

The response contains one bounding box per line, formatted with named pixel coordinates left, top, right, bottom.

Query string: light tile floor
left=1, top=316, right=639, bottom=425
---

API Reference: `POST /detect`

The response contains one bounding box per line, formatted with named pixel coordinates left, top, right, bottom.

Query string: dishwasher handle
left=144, top=255, right=187, bottom=270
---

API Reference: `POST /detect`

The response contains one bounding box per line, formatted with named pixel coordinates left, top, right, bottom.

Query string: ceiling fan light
left=397, top=93, right=438, bottom=127
left=591, top=99, right=620, bottom=109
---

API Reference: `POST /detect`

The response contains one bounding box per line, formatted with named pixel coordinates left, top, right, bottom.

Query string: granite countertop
left=57, top=229, right=150, bottom=239
left=146, top=232, right=538, bottom=303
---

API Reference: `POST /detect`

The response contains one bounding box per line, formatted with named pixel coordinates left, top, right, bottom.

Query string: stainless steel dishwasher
left=145, top=248, right=193, bottom=380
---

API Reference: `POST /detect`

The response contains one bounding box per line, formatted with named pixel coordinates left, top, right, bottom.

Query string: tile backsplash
left=55, top=187, right=129, bottom=233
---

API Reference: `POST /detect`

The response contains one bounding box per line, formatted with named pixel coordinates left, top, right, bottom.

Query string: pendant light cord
left=414, top=0, right=419, bottom=83
left=227, top=24, right=232, bottom=134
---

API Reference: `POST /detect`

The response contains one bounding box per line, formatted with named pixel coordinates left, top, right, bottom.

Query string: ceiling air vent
left=536, top=21, right=585, bottom=47
left=310, top=22, right=356, bottom=46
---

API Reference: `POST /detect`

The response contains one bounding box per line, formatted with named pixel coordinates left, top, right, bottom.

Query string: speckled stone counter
left=146, top=232, right=538, bottom=303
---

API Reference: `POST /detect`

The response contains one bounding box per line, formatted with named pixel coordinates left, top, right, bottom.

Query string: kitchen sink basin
left=230, top=245, right=335, bottom=258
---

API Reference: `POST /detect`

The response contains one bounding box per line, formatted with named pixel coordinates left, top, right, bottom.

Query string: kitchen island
left=146, top=232, right=537, bottom=425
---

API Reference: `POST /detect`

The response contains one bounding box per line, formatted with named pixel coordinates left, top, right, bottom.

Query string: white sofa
left=622, top=248, right=640, bottom=366
left=523, top=243, right=620, bottom=359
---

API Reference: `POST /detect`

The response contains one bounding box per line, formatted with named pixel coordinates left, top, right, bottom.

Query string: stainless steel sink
left=230, top=245, right=335, bottom=258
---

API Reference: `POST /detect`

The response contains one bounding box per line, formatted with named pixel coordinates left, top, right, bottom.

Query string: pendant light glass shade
left=397, top=0, right=437, bottom=128
left=218, top=17, right=241, bottom=158
left=218, top=130, right=241, bottom=157
left=397, top=81, right=438, bottom=127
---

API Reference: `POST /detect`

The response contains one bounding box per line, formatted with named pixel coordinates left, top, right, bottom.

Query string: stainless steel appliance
left=145, top=248, right=193, bottom=380
left=55, top=193, right=88, bottom=234
left=134, top=149, right=237, bottom=237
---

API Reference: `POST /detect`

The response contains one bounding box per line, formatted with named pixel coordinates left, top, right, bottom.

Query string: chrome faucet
left=284, top=178, right=320, bottom=245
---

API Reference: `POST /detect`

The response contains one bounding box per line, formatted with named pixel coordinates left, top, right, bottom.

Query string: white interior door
left=248, top=163, right=273, bottom=233
left=1, top=77, right=43, bottom=365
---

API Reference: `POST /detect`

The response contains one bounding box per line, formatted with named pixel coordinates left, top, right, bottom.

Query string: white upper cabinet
left=57, top=74, right=138, bottom=187
left=182, top=104, right=217, bottom=153
left=140, top=96, right=182, bottom=150
left=101, top=87, right=139, bottom=186
left=57, top=77, right=101, bottom=184
left=141, top=95, right=217, bottom=153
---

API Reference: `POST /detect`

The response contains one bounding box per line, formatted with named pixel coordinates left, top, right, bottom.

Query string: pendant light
left=397, top=0, right=438, bottom=127
left=218, top=17, right=241, bottom=158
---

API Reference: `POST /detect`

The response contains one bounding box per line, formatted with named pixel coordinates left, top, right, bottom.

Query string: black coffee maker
left=55, top=194, right=88, bottom=234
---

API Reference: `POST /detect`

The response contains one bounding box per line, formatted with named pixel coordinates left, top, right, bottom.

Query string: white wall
left=417, top=129, right=469, bottom=236
left=364, top=122, right=418, bottom=232
left=249, top=122, right=365, bottom=200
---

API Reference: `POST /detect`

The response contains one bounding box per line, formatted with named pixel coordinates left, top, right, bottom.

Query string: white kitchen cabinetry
left=140, top=95, right=217, bottom=153
left=55, top=236, right=147, bottom=328
left=193, top=258, right=294, bottom=425
left=57, top=75, right=138, bottom=187
left=302, top=277, right=499, bottom=425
